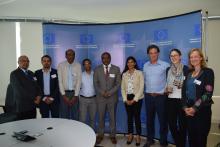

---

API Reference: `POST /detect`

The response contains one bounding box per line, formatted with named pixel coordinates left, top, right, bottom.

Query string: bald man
left=9, top=55, right=41, bottom=120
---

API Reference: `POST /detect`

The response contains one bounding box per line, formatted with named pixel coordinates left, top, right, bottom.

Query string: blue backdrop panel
left=43, top=11, right=202, bottom=143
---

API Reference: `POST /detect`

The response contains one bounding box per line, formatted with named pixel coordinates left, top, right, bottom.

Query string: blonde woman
left=182, top=48, right=214, bottom=147
left=121, top=56, right=144, bottom=146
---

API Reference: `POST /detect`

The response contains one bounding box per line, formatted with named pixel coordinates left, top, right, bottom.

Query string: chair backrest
left=0, top=105, right=6, bottom=114
left=0, top=84, right=17, bottom=124
left=5, top=84, right=16, bottom=113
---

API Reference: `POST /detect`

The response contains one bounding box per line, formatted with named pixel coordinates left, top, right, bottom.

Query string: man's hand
left=69, top=96, right=78, bottom=106
left=102, top=91, right=111, bottom=98
left=34, top=96, right=41, bottom=105
left=44, top=97, right=54, bottom=105
left=62, top=95, right=70, bottom=105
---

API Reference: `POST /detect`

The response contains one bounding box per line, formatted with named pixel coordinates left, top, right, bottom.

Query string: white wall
left=20, top=22, right=43, bottom=71
left=0, top=22, right=16, bottom=104
left=0, top=22, right=43, bottom=104
left=207, top=19, right=220, bottom=123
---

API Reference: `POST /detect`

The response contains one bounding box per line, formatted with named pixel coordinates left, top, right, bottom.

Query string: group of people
left=7, top=44, right=214, bottom=147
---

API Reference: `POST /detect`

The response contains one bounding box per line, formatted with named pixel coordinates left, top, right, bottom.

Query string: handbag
left=127, top=94, right=135, bottom=101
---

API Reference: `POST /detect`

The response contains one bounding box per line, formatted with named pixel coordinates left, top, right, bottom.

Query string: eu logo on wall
left=120, top=33, right=131, bottom=43
left=154, top=29, right=168, bottom=41
left=80, top=34, right=94, bottom=44
left=44, top=33, right=55, bottom=44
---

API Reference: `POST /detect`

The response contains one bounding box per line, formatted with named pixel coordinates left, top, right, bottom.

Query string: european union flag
left=80, top=34, right=94, bottom=44
left=44, top=33, right=55, bottom=44
left=120, top=33, right=131, bottom=43
left=154, top=29, right=168, bottom=41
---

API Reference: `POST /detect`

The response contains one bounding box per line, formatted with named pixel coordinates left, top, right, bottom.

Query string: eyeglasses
left=170, top=55, right=179, bottom=58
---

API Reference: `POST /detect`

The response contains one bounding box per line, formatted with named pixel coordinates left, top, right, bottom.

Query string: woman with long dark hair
left=121, top=56, right=144, bottom=146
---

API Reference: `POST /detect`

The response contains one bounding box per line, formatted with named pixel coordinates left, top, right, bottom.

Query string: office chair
left=0, top=84, right=17, bottom=124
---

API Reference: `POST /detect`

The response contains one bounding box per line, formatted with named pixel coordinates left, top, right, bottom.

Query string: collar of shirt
left=103, top=64, right=111, bottom=68
left=103, top=64, right=111, bottom=73
left=20, top=67, right=27, bottom=73
left=147, top=59, right=163, bottom=66
left=83, top=71, right=94, bottom=76
left=125, top=69, right=137, bottom=76
left=42, top=68, right=51, bottom=73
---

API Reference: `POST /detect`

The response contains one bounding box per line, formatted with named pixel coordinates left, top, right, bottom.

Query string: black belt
left=146, top=93, right=164, bottom=97
left=80, top=95, right=96, bottom=99
left=65, top=90, right=74, bottom=92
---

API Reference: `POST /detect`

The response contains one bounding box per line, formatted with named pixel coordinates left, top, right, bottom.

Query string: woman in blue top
left=182, top=48, right=214, bottom=147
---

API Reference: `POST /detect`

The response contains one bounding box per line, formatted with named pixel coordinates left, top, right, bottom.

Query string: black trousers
left=16, top=109, right=36, bottom=120
left=187, top=106, right=212, bottom=147
left=167, top=98, right=187, bottom=147
left=125, top=100, right=142, bottom=135
left=40, top=101, right=59, bottom=118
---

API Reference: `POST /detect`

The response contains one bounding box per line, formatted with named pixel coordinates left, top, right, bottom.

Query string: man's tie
left=105, top=65, right=109, bottom=79
left=25, top=70, right=33, bottom=80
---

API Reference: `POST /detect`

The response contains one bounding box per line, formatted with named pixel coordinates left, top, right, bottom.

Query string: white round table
left=0, top=118, right=96, bottom=147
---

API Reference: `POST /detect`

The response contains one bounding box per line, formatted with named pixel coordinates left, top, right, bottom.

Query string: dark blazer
left=182, top=67, right=214, bottom=111
left=35, top=68, right=59, bottom=104
left=10, top=68, right=41, bottom=113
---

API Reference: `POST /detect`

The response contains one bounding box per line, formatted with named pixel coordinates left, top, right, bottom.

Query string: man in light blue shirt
left=143, top=45, right=169, bottom=147
left=79, top=59, right=96, bottom=129
left=35, top=55, right=60, bottom=118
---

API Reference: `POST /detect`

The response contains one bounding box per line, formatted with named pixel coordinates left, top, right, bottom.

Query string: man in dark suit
left=10, top=55, right=41, bottom=120
left=94, top=52, right=121, bottom=144
left=35, top=55, right=59, bottom=118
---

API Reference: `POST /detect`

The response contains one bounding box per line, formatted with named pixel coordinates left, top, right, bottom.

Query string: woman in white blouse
left=121, top=56, right=144, bottom=146
left=166, top=49, right=188, bottom=147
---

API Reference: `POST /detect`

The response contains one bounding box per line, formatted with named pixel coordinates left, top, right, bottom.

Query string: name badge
left=51, top=74, right=57, bottom=78
left=194, top=79, right=201, bottom=85
left=33, top=77, right=37, bottom=81
left=109, top=74, right=115, bottom=78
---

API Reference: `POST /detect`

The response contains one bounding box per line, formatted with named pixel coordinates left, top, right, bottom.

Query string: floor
left=95, top=123, right=220, bottom=147
left=1, top=108, right=219, bottom=147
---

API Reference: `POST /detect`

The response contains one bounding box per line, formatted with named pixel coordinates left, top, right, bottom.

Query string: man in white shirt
left=79, top=59, right=96, bottom=129
left=57, top=49, right=82, bottom=120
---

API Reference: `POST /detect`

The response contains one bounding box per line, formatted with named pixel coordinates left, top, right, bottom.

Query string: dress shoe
left=126, top=135, right=133, bottom=144
left=135, top=135, right=141, bottom=146
left=96, top=135, right=103, bottom=144
left=143, top=139, right=155, bottom=147
left=110, top=137, right=117, bottom=144
left=160, top=142, right=168, bottom=147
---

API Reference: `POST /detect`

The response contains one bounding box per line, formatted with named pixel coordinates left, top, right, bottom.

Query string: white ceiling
left=0, top=0, right=220, bottom=23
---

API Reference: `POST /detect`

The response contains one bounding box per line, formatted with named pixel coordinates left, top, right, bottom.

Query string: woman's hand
left=126, top=100, right=136, bottom=105
left=184, top=107, right=196, bottom=116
